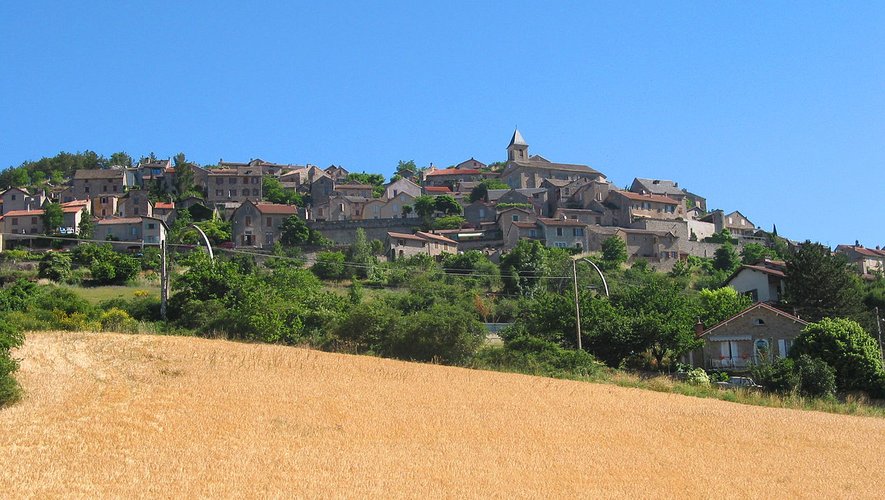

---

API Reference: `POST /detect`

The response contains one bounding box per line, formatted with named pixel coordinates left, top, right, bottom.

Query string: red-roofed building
left=92, top=216, right=168, bottom=244
left=231, top=200, right=298, bottom=249
left=423, top=186, right=452, bottom=195
left=386, top=231, right=458, bottom=261
left=835, top=244, right=885, bottom=276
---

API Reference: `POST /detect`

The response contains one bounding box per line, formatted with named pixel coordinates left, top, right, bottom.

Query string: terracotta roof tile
left=2, top=209, right=44, bottom=217
left=616, top=190, right=679, bottom=205
left=254, top=203, right=297, bottom=215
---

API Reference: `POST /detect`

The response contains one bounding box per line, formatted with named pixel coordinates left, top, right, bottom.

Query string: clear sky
left=1, top=1, right=882, bottom=247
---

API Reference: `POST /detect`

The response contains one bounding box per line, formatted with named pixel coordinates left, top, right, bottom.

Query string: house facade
left=230, top=201, right=298, bottom=249
left=0, top=209, right=45, bottom=235
left=726, top=260, right=786, bottom=303
left=684, top=303, right=808, bottom=371
left=93, top=216, right=167, bottom=244
left=500, top=130, right=605, bottom=189
left=70, top=169, right=128, bottom=199
left=386, top=231, right=458, bottom=260
left=835, top=245, right=885, bottom=276
left=1, top=188, right=46, bottom=215
left=199, top=166, right=263, bottom=204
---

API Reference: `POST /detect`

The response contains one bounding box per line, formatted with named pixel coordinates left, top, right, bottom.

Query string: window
left=229, top=190, right=235, bottom=197
left=113, top=185, right=118, bottom=192
left=134, top=207, right=139, bottom=215
left=266, top=217, right=272, bottom=227
left=573, top=228, right=584, bottom=236
left=216, top=189, right=223, bottom=196
left=556, top=228, right=563, bottom=236
left=31, top=217, right=38, bottom=225
left=753, top=318, right=766, bottom=326
left=595, top=216, right=602, bottom=224
left=147, top=223, right=155, bottom=229
left=103, top=185, right=108, bottom=192
left=10, top=195, right=16, bottom=201
left=252, top=177, right=259, bottom=184
left=11, top=218, right=18, bottom=226
left=242, top=189, right=249, bottom=196
left=529, top=229, right=537, bottom=237
left=554, top=242, right=567, bottom=248
left=252, top=189, right=259, bottom=196
left=243, top=177, right=249, bottom=185
left=512, top=215, right=519, bottom=222
left=84, top=186, right=89, bottom=193
left=245, top=216, right=252, bottom=227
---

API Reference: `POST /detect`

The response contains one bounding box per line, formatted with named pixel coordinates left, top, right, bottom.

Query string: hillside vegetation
left=2, top=331, right=884, bottom=497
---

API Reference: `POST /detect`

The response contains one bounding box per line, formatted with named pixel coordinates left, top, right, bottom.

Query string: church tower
left=507, top=128, right=529, bottom=162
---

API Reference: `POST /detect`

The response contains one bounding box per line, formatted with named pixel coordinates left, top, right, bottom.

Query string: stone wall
left=307, top=219, right=422, bottom=245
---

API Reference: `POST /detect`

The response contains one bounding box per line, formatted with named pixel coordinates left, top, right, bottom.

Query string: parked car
left=715, top=376, right=763, bottom=390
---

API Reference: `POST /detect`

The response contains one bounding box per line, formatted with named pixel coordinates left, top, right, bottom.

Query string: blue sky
left=1, top=1, right=882, bottom=247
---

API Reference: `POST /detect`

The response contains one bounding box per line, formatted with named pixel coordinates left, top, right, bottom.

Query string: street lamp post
left=572, top=256, right=610, bottom=352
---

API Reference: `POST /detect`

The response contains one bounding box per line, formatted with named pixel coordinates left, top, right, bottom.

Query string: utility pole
left=876, top=307, right=883, bottom=362
left=160, top=240, right=168, bottom=321
left=572, top=259, right=582, bottom=351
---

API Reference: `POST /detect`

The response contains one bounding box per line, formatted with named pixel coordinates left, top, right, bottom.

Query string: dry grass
left=2, top=332, right=885, bottom=498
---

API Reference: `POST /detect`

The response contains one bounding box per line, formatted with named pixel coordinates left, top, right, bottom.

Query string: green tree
left=795, top=354, right=837, bottom=398
left=784, top=241, right=865, bottom=322
left=390, top=160, right=418, bottom=181
left=413, top=195, right=436, bottom=220
left=790, top=317, right=885, bottom=396
left=432, top=216, right=465, bottom=230
left=78, top=211, right=94, bottom=239
left=434, top=195, right=462, bottom=216
left=109, top=151, right=133, bottom=167
left=469, top=178, right=510, bottom=202
left=348, top=228, right=374, bottom=278
left=696, top=287, right=752, bottom=327
left=42, top=202, right=63, bottom=235
left=713, top=242, right=740, bottom=272
left=38, top=252, right=72, bottom=282
left=281, top=215, right=311, bottom=246
left=173, top=153, right=196, bottom=198
left=263, top=176, right=303, bottom=205
left=312, top=251, right=346, bottom=280
left=500, top=240, right=550, bottom=297
left=601, top=236, right=627, bottom=269
left=740, top=243, right=772, bottom=265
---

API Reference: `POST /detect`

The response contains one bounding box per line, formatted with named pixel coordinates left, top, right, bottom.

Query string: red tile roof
left=2, top=209, right=44, bottom=217
left=700, top=302, right=806, bottom=337
left=62, top=206, right=84, bottom=213
left=254, top=203, right=297, bottom=215
left=417, top=231, right=458, bottom=245
left=154, top=202, right=175, bottom=210
left=424, top=186, right=452, bottom=193
left=61, top=199, right=89, bottom=207
left=97, top=217, right=143, bottom=225
left=616, top=190, right=679, bottom=205
left=388, top=231, right=426, bottom=242
left=425, top=168, right=481, bottom=176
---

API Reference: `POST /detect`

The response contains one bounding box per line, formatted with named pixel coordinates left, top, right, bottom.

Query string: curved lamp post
left=189, top=224, right=215, bottom=263
left=571, top=256, right=609, bottom=351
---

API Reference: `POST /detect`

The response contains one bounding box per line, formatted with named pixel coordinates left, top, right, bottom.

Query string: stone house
left=700, top=210, right=756, bottom=237
left=363, top=192, right=417, bottom=220
left=383, top=178, right=422, bottom=200
left=310, top=176, right=335, bottom=205
left=683, top=303, right=808, bottom=371
left=423, top=168, right=484, bottom=188
left=324, top=165, right=350, bottom=181
left=537, top=218, right=588, bottom=250
left=333, top=183, right=374, bottom=199
left=455, top=158, right=487, bottom=170
left=386, top=231, right=458, bottom=261
left=463, top=201, right=496, bottom=228
left=568, top=180, right=613, bottom=210
left=70, top=168, right=128, bottom=199
left=152, top=201, right=176, bottom=223
left=726, top=260, right=786, bottom=303
left=835, top=244, right=885, bottom=276
left=92, top=195, right=119, bottom=218
left=628, top=177, right=706, bottom=212
left=424, top=186, right=453, bottom=196
left=585, top=226, right=680, bottom=269
left=604, top=190, right=684, bottom=227
left=1, top=187, right=46, bottom=215
left=93, top=216, right=168, bottom=244
left=198, top=166, right=263, bottom=205
left=0, top=209, right=45, bottom=235
left=553, top=208, right=604, bottom=226
left=230, top=201, right=298, bottom=249
left=117, top=191, right=153, bottom=218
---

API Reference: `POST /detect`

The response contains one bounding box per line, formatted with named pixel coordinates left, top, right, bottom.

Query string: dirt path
left=2, top=331, right=884, bottom=498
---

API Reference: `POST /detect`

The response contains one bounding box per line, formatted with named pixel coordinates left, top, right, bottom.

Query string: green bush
left=0, top=318, right=24, bottom=406
left=100, top=308, right=139, bottom=333
left=312, top=251, right=346, bottom=280
left=38, top=252, right=72, bottom=282
left=752, top=358, right=799, bottom=393
left=685, top=368, right=710, bottom=386
left=472, top=335, right=603, bottom=379
left=795, top=355, right=837, bottom=398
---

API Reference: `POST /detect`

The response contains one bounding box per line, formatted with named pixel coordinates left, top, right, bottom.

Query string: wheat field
left=2, top=332, right=884, bottom=498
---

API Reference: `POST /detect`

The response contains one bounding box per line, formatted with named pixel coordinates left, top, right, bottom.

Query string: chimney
left=694, top=319, right=705, bottom=337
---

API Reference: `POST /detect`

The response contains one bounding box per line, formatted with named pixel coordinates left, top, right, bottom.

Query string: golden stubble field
left=2, top=332, right=884, bottom=498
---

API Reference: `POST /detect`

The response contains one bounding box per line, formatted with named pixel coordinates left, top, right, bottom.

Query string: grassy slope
left=62, top=284, right=161, bottom=304
left=2, top=331, right=884, bottom=498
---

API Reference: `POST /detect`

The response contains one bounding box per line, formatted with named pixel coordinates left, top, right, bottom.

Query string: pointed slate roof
left=508, top=129, right=527, bottom=147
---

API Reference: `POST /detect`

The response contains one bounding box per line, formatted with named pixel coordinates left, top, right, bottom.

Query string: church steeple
left=507, top=128, right=529, bottom=162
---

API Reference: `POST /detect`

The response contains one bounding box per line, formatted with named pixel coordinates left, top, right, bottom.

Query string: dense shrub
left=685, top=368, right=710, bottom=386
left=38, top=252, right=72, bottom=282
left=791, top=318, right=885, bottom=396
left=0, top=318, right=24, bottom=406
left=100, top=308, right=139, bottom=333
left=312, top=251, right=346, bottom=280
left=472, top=335, right=603, bottom=379
left=795, top=355, right=837, bottom=398
left=752, top=358, right=799, bottom=393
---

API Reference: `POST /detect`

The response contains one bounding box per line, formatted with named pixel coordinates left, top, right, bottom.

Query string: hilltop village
left=0, top=130, right=882, bottom=276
